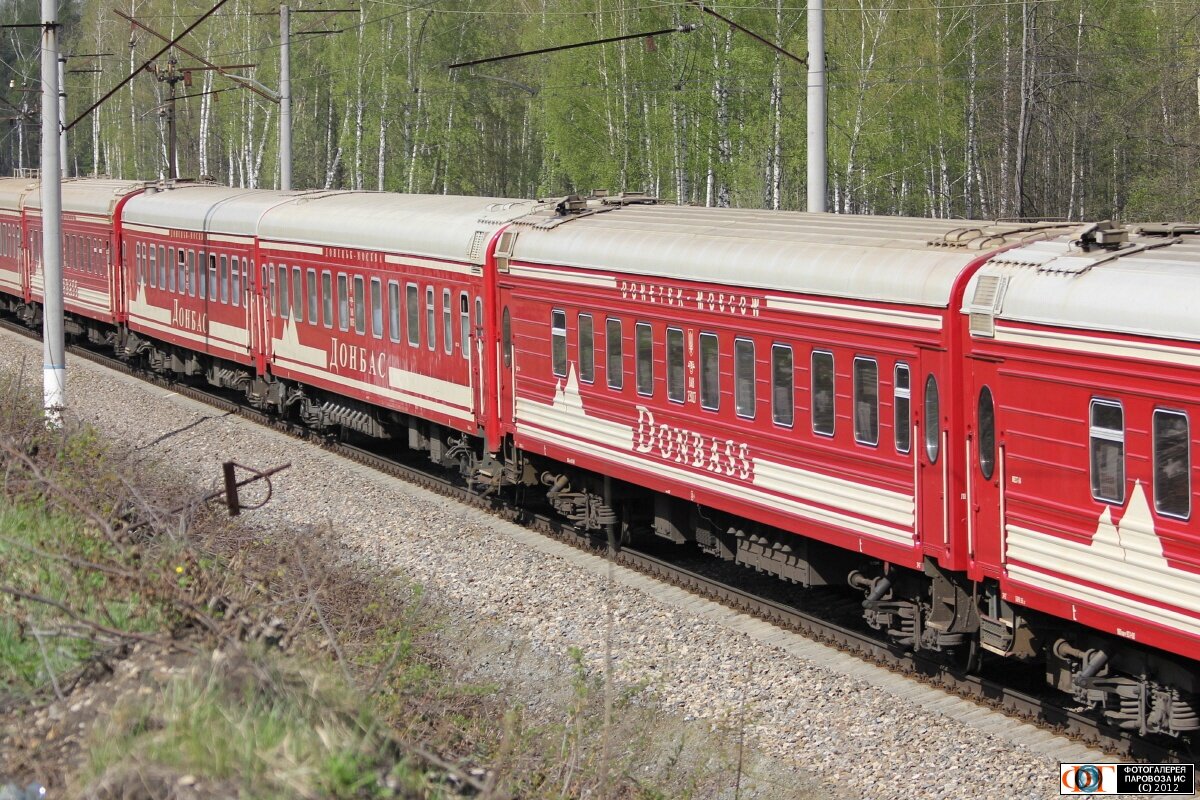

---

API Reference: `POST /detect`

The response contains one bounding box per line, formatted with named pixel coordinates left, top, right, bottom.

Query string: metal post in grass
left=41, top=0, right=65, bottom=424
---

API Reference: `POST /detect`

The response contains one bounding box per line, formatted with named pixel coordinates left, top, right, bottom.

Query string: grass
left=0, top=378, right=796, bottom=799
left=0, top=499, right=164, bottom=697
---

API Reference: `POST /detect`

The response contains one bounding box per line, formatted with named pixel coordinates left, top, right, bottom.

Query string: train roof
left=122, top=184, right=311, bottom=236
left=22, top=178, right=146, bottom=217
left=505, top=203, right=1036, bottom=309
left=0, top=177, right=36, bottom=212
left=256, top=192, right=537, bottom=264
left=963, top=226, right=1200, bottom=343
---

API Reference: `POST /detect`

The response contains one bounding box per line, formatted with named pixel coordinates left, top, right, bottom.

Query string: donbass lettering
left=634, top=406, right=752, bottom=480
left=171, top=300, right=206, bottom=334
left=328, top=337, right=387, bottom=377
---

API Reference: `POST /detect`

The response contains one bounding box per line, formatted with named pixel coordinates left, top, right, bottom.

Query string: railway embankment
left=0, top=345, right=800, bottom=797
left=0, top=325, right=1106, bottom=799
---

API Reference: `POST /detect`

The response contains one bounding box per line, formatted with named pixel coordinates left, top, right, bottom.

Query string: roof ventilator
left=1075, top=220, right=1128, bottom=252
left=966, top=274, right=1008, bottom=338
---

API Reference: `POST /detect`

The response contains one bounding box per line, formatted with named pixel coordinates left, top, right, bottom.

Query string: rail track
left=2, top=317, right=1190, bottom=763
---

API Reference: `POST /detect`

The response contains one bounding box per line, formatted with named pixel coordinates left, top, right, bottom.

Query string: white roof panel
left=507, top=204, right=993, bottom=307
left=122, top=184, right=305, bottom=235
left=257, top=192, right=538, bottom=262
left=0, top=178, right=36, bottom=212
left=964, top=231, right=1200, bottom=342
left=24, top=178, right=146, bottom=217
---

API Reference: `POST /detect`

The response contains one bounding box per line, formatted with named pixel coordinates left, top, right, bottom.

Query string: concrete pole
left=41, top=0, right=65, bottom=421
left=57, top=55, right=67, bottom=175
left=806, top=0, right=827, bottom=213
left=279, top=3, right=292, bottom=190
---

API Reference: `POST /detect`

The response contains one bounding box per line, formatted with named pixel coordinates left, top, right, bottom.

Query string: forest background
left=1, top=0, right=1198, bottom=222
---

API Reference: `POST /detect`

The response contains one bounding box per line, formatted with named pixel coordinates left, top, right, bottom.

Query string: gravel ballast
left=0, top=329, right=1115, bottom=799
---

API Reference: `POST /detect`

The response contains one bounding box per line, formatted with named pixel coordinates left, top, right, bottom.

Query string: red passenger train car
left=0, top=178, right=1194, bottom=741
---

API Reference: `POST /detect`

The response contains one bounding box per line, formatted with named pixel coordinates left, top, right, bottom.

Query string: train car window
left=735, top=338, right=755, bottom=418
left=406, top=283, right=419, bottom=346
left=159, top=246, right=167, bottom=289
left=289, top=268, right=302, bottom=322
left=1154, top=409, right=1190, bottom=519
left=978, top=386, right=996, bottom=479
left=812, top=351, right=835, bottom=436
left=371, top=278, right=383, bottom=338
left=635, top=323, right=653, bottom=396
left=138, top=243, right=146, bottom=286
left=425, top=287, right=436, bottom=351
left=320, top=271, right=332, bottom=326
left=219, top=256, right=229, bottom=304
left=578, top=314, right=594, bottom=383
left=307, top=269, right=318, bottom=323
left=503, top=307, right=513, bottom=368
left=188, top=250, right=197, bottom=297
left=772, top=345, right=794, bottom=427
left=232, top=258, right=242, bottom=307
left=551, top=309, right=568, bottom=377
left=700, top=333, right=719, bottom=411
left=442, top=289, right=453, bottom=354
left=194, top=251, right=203, bottom=297
left=388, top=282, right=401, bottom=342
left=853, top=357, right=879, bottom=446
left=279, top=265, right=291, bottom=319
left=475, top=297, right=483, bottom=331
left=168, top=247, right=177, bottom=292
left=459, top=293, right=470, bottom=359
left=894, top=364, right=911, bottom=454
left=353, top=275, right=365, bottom=334
left=1090, top=399, right=1125, bottom=504
left=667, top=328, right=685, bottom=403
left=606, top=318, right=623, bottom=390
left=337, top=273, right=349, bottom=331
left=924, top=375, right=940, bottom=463
left=149, top=244, right=157, bottom=288
left=268, top=265, right=277, bottom=314
left=210, top=255, right=219, bottom=301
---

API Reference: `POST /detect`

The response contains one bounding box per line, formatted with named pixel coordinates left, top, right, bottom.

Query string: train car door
left=250, top=260, right=271, bottom=374
left=916, top=354, right=949, bottom=555
left=471, top=295, right=487, bottom=435
left=967, top=357, right=1004, bottom=574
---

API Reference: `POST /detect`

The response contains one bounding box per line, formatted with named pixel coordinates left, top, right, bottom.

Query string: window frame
left=425, top=286, right=436, bottom=351
left=320, top=270, right=332, bottom=327
left=337, top=273, right=349, bottom=331
left=1089, top=398, right=1126, bottom=505
left=606, top=318, right=623, bottom=391
left=406, top=283, right=420, bottom=346
left=771, top=344, right=794, bottom=427
left=459, top=292, right=470, bottom=359
left=666, top=327, right=685, bottom=404
left=977, top=385, right=996, bottom=480
left=852, top=356, right=879, bottom=447
left=699, top=332, right=719, bottom=412
left=635, top=322, right=653, bottom=397
left=551, top=309, right=568, bottom=378
left=924, top=374, right=940, bottom=464
left=734, top=337, right=756, bottom=419
left=442, top=288, right=453, bottom=354
left=811, top=350, right=836, bottom=437
left=1153, top=408, right=1191, bottom=520
left=388, top=281, right=402, bottom=343
left=292, top=267, right=303, bottom=322
left=371, top=277, right=383, bottom=338
left=894, top=364, right=912, bottom=454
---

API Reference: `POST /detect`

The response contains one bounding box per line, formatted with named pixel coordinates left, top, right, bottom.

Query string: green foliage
left=5, top=0, right=1196, bottom=220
